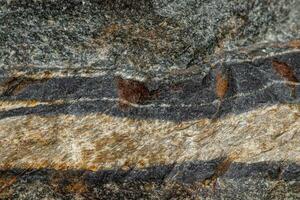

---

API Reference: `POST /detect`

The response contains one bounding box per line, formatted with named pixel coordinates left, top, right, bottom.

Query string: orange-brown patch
left=43, top=71, right=52, bottom=78
left=202, top=156, right=235, bottom=191
left=215, top=71, right=229, bottom=100
left=272, top=60, right=299, bottom=97
left=288, top=40, right=300, bottom=49
left=65, top=181, right=88, bottom=194
left=137, top=160, right=146, bottom=168
left=26, top=99, right=38, bottom=107
left=214, top=157, right=234, bottom=177
left=272, top=60, right=298, bottom=82
left=0, top=176, right=17, bottom=194
left=115, top=76, right=151, bottom=108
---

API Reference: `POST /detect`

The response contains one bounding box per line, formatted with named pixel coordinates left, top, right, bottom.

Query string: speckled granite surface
left=0, top=0, right=300, bottom=199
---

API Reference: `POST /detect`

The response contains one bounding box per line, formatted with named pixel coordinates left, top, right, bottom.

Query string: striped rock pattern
left=0, top=0, right=300, bottom=199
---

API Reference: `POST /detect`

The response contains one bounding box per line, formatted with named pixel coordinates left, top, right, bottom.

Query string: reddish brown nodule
left=272, top=60, right=298, bottom=83
left=272, top=60, right=298, bottom=97
left=115, top=76, right=151, bottom=108
left=215, top=71, right=229, bottom=100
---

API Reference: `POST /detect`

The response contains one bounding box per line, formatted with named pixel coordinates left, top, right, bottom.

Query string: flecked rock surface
left=0, top=0, right=300, bottom=199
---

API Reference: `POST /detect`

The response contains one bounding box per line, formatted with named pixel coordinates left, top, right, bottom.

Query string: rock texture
left=0, top=0, right=300, bottom=199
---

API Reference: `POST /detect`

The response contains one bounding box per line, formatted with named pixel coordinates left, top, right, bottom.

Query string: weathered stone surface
left=0, top=0, right=299, bottom=199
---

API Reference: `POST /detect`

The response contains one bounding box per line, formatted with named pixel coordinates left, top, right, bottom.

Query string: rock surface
left=0, top=0, right=300, bottom=199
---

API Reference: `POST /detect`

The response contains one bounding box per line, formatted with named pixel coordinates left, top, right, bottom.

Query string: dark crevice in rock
left=0, top=160, right=299, bottom=199
left=0, top=77, right=50, bottom=97
left=0, top=52, right=299, bottom=121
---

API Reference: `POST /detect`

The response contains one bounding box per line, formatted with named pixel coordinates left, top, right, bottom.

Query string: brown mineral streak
left=216, top=71, right=229, bottom=100
left=0, top=176, right=17, bottom=194
left=272, top=60, right=298, bottom=97
left=210, top=71, right=229, bottom=120
left=202, top=155, right=236, bottom=191
left=272, top=60, right=298, bottom=82
left=288, top=40, right=300, bottom=49
left=0, top=170, right=29, bottom=194
left=115, top=76, right=151, bottom=108
left=65, top=181, right=88, bottom=194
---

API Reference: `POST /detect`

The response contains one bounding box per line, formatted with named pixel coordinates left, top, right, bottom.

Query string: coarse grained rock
left=0, top=0, right=299, bottom=199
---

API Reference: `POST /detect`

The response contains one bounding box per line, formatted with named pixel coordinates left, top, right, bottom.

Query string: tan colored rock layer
left=0, top=104, right=299, bottom=171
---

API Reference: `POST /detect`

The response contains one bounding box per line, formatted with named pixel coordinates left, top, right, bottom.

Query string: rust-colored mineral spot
left=202, top=155, right=236, bottom=191
left=272, top=60, right=299, bottom=97
left=65, top=181, right=88, bottom=194
left=115, top=76, right=151, bottom=109
left=210, top=71, right=229, bottom=120
left=0, top=176, right=17, bottom=194
left=215, top=71, right=229, bottom=100
left=288, top=40, right=300, bottom=49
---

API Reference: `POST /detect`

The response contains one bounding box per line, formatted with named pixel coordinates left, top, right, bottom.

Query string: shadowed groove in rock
left=0, top=160, right=299, bottom=199
left=0, top=52, right=299, bottom=122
